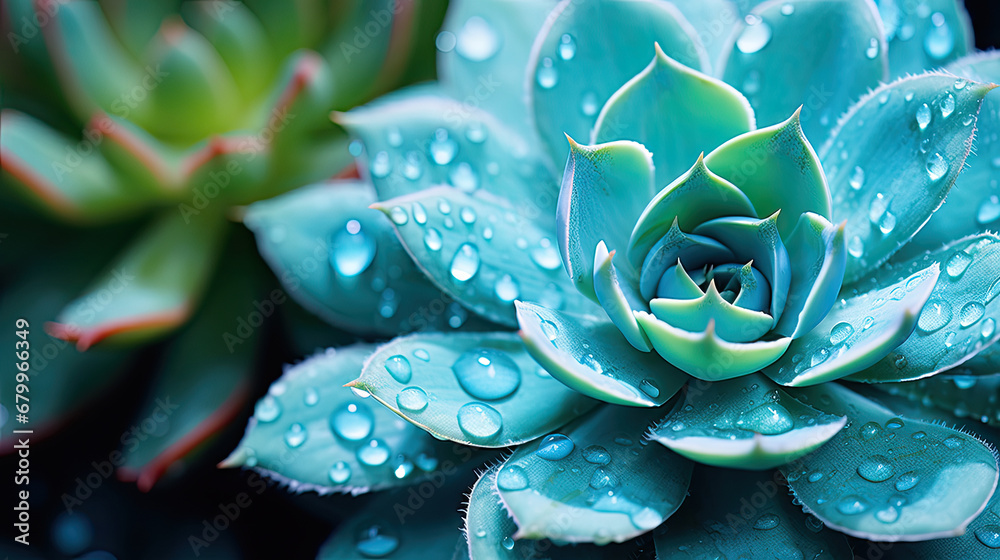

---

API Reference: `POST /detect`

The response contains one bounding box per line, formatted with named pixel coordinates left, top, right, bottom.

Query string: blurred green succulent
left=0, top=0, right=444, bottom=489
left=223, top=0, right=1000, bottom=558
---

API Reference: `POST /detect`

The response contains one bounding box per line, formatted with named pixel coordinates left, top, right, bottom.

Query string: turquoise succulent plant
left=229, top=0, right=1000, bottom=557
left=0, top=0, right=443, bottom=488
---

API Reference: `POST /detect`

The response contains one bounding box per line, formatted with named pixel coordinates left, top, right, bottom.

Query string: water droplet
left=579, top=353, right=603, bottom=374
left=331, top=220, right=376, bottom=277
left=450, top=243, right=481, bottom=282
left=284, top=422, right=307, bottom=448
left=482, top=226, right=494, bottom=241
left=392, top=454, right=414, bottom=479
left=370, top=151, right=390, bottom=178
left=582, top=445, right=611, bottom=465
left=580, top=91, right=599, bottom=116
left=953, top=375, right=977, bottom=389
left=742, top=70, right=761, bottom=95
left=536, top=57, right=558, bottom=89
left=926, top=152, right=949, bottom=181
left=849, top=166, right=865, bottom=190
left=943, top=436, right=964, bottom=449
left=355, top=524, right=399, bottom=557
left=328, top=461, right=351, bottom=484
left=895, top=471, right=919, bottom=491
left=978, top=195, right=1000, bottom=225
left=959, top=302, right=986, bottom=327
left=894, top=354, right=908, bottom=369
left=639, top=378, right=660, bottom=398
left=455, top=16, right=499, bottom=61
left=416, top=452, right=438, bottom=472
left=429, top=129, right=458, bottom=165
left=397, top=387, right=429, bottom=413
left=836, top=495, right=870, bottom=515
left=808, top=471, right=824, bottom=483
left=402, top=151, right=422, bottom=180
left=536, top=433, right=574, bottom=460
left=736, top=16, right=772, bottom=53
left=497, top=464, right=529, bottom=491
left=501, top=536, right=515, bottom=550
left=886, top=417, right=904, bottom=429
left=530, top=238, right=561, bottom=270
left=458, top=206, right=477, bottom=226
left=452, top=348, right=521, bottom=400
left=940, top=92, right=956, bottom=118
left=865, top=37, right=880, bottom=59
left=357, top=438, right=390, bottom=466
left=754, top=513, right=780, bottom=530
left=848, top=235, right=864, bottom=258
left=423, top=228, right=443, bottom=252
left=916, top=103, right=932, bottom=130
left=860, top=421, right=883, bottom=440
left=494, top=274, right=520, bottom=302
left=983, top=318, right=996, bottom=338
left=857, top=455, right=895, bottom=482
left=457, top=402, right=502, bottom=441
left=974, top=524, right=1000, bottom=548
left=830, top=322, right=855, bottom=345
left=875, top=505, right=900, bottom=524
left=780, top=3, right=795, bottom=15
left=436, top=30, right=456, bottom=52
left=331, top=402, right=375, bottom=442
left=303, top=388, right=319, bottom=407
left=348, top=140, right=363, bottom=157
left=924, top=12, right=954, bottom=60
left=736, top=403, right=794, bottom=435
left=811, top=348, right=830, bottom=367
left=384, top=355, right=412, bottom=383
left=558, top=33, right=576, bottom=60
left=879, top=211, right=896, bottom=235
left=917, top=299, right=953, bottom=333
left=449, top=163, right=479, bottom=192
left=589, top=467, right=619, bottom=489
left=255, top=395, right=282, bottom=422
left=948, top=250, right=974, bottom=279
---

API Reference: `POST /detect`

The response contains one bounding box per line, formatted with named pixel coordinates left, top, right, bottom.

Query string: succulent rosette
left=0, top=0, right=441, bottom=488
left=226, top=0, right=1000, bottom=557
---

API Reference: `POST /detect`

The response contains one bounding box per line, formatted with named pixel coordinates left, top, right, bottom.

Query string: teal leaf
left=0, top=110, right=138, bottom=222
left=118, top=248, right=260, bottom=491
left=653, top=468, right=853, bottom=559
left=375, top=186, right=598, bottom=327
left=879, top=371, right=1000, bottom=428
left=592, top=45, right=755, bottom=190
left=668, top=0, right=742, bottom=67
left=245, top=181, right=475, bottom=336
left=627, top=155, right=756, bottom=272
left=764, top=264, right=939, bottom=387
left=692, top=214, right=790, bottom=324
left=224, top=344, right=465, bottom=494
left=820, top=73, right=995, bottom=282
left=47, top=210, right=227, bottom=350
left=496, top=405, right=692, bottom=544
left=783, top=383, right=999, bottom=541
left=704, top=110, right=831, bottom=238
left=465, top=464, right=634, bottom=559
left=437, top=0, right=559, bottom=132
left=719, top=0, right=887, bottom=143
left=516, top=301, right=687, bottom=408
left=904, top=52, right=1000, bottom=255
left=877, top=0, right=974, bottom=77
left=336, top=90, right=557, bottom=206
left=559, top=139, right=656, bottom=301
left=849, top=234, right=1000, bottom=383
left=774, top=213, right=847, bottom=338
left=635, top=310, right=791, bottom=381
left=593, top=241, right=651, bottom=351
left=316, top=463, right=473, bottom=560
left=650, top=282, right=772, bottom=343
left=637, top=221, right=736, bottom=301
left=351, top=332, right=598, bottom=447
left=650, top=373, right=845, bottom=470
left=527, top=0, right=708, bottom=166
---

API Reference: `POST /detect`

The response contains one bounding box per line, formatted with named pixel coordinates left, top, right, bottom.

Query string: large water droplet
left=558, top=33, right=576, bottom=60
left=879, top=211, right=897, bottom=235
left=535, top=433, right=574, bottom=460
left=423, top=228, right=443, bottom=251
left=857, top=455, right=895, bottom=482
left=940, top=92, right=956, bottom=118
left=255, top=395, right=282, bottom=422
left=283, top=423, right=307, bottom=448
left=978, top=195, right=1000, bottom=225
left=455, top=16, right=499, bottom=61
left=736, top=16, right=772, bottom=53
left=736, top=403, right=794, bottom=435
left=943, top=436, right=964, bottom=449
left=849, top=166, right=865, bottom=190
left=530, top=238, right=561, bottom=270
left=917, top=299, right=952, bottom=333
left=860, top=421, right=882, bottom=441
left=494, top=274, right=520, bottom=302
left=397, top=387, right=429, bottom=412
left=357, top=438, right=391, bottom=466
left=946, top=250, right=972, bottom=278
left=836, top=495, right=870, bottom=515
left=331, top=402, right=375, bottom=441
left=328, top=461, right=352, bottom=484
left=450, top=243, right=481, bottom=282
left=916, top=103, right=932, bottom=130
left=959, top=302, right=985, bottom=327
left=926, top=152, right=949, bottom=181
left=975, top=524, right=1000, bottom=548
left=639, top=378, right=660, bottom=398
left=452, top=348, right=521, bottom=400
left=497, top=464, right=529, bottom=491
left=332, top=220, right=376, bottom=278
left=894, top=471, right=919, bottom=491
left=370, top=151, right=390, bottom=178
left=830, top=322, right=855, bottom=345
left=384, top=355, right=412, bottom=383
left=582, top=445, right=611, bottom=465
left=848, top=235, right=864, bottom=258
left=589, top=467, right=619, bottom=489
left=754, top=513, right=780, bottom=530
left=982, top=318, right=996, bottom=339
left=429, top=129, right=457, bottom=165
left=924, top=12, right=954, bottom=60
left=355, top=524, right=399, bottom=558
left=412, top=202, right=427, bottom=225
left=536, top=57, right=558, bottom=89
left=457, top=402, right=503, bottom=442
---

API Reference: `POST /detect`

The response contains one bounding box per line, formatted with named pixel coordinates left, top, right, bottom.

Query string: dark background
left=2, top=2, right=1000, bottom=559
